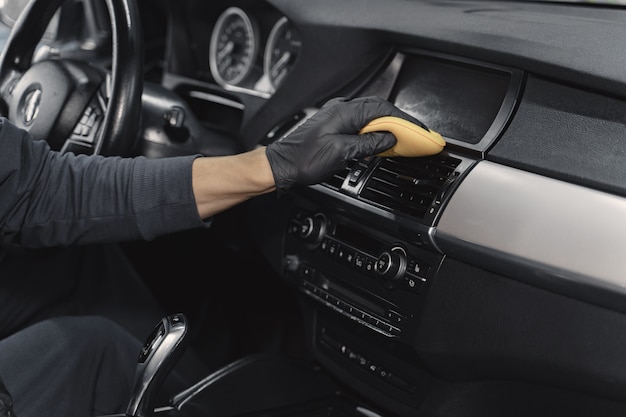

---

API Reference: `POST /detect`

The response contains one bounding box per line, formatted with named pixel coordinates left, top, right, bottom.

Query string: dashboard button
left=408, top=258, right=430, bottom=278
left=354, top=254, right=365, bottom=270
left=328, top=242, right=338, bottom=256
left=386, top=310, right=405, bottom=325
left=336, top=244, right=347, bottom=261
left=344, top=250, right=356, bottom=266
left=403, top=275, right=425, bottom=293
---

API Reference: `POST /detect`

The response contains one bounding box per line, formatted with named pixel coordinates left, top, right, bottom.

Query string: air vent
left=322, top=167, right=350, bottom=190
left=321, top=159, right=359, bottom=190
left=359, top=155, right=461, bottom=222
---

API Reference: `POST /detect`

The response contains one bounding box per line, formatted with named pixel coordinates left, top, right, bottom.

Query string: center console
left=277, top=151, right=475, bottom=414
left=267, top=49, right=522, bottom=415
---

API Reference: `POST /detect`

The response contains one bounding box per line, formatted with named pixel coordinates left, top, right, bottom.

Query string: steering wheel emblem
left=22, top=88, right=42, bottom=126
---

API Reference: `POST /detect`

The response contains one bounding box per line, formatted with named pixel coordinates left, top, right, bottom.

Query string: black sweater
left=0, top=118, right=206, bottom=248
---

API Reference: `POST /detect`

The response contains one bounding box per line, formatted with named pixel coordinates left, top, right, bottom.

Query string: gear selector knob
left=126, top=313, right=189, bottom=417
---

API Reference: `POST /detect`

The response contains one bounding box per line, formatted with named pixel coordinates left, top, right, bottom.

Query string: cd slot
left=298, top=265, right=405, bottom=337
left=326, top=278, right=386, bottom=318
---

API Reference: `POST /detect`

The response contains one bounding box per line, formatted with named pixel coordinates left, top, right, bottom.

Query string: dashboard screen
left=391, top=55, right=511, bottom=145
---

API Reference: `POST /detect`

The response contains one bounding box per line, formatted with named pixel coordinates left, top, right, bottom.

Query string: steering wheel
left=0, top=0, right=143, bottom=156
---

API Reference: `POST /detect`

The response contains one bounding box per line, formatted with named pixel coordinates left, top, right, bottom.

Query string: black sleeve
left=0, top=118, right=207, bottom=248
left=0, top=375, right=15, bottom=417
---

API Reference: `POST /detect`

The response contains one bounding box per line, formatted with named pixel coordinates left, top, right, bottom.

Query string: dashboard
left=137, top=0, right=626, bottom=416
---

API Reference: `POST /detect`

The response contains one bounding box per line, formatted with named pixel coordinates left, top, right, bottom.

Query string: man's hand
left=265, top=96, right=426, bottom=193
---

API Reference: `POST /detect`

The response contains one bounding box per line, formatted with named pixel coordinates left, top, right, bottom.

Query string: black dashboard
left=138, top=0, right=626, bottom=415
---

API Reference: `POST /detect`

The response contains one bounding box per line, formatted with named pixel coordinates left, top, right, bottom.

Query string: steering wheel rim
left=0, top=0, right=143, bottom=156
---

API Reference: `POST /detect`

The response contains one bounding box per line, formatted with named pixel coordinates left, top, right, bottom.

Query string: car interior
left=3, top=0, right=626, bottom=416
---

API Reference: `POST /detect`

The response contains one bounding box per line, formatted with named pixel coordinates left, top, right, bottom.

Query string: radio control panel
left=283, top=208, right=443, bottom=341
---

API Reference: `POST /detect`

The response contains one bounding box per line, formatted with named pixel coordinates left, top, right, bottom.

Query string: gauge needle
left=271, top=51, right=291, bottom=78
left=218, top=41, right=234, bottom=61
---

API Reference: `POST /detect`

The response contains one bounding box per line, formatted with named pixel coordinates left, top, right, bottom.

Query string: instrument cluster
left=208, top=6, right=301, bottom=97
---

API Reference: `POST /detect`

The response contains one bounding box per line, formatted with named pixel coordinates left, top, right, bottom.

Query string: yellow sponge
left=359, top=116, right=445, bottom=157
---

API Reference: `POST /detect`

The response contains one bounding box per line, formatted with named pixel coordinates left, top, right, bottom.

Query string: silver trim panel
left=435, top=161, right=626, bottom=296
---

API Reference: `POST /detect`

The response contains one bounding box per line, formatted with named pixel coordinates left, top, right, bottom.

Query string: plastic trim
left=435, top=160, right=626, bottom=303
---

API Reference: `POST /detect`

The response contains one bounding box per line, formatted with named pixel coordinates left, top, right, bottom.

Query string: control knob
left=299, top=213, right=326, bottom=244
left=375, top=246, right=407, bottom=285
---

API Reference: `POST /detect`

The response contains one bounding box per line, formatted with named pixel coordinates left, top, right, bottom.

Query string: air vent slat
left=359, top=155, right=461, bottom=222
left=360, top=188, right=432, bottom=218
left=322, top=171, right=348, bottom=190
left=321, top=158, right=364, bottom=190
left=365, top=178, right=398, bottom=199
left=322, top=166, right=350, bottom=190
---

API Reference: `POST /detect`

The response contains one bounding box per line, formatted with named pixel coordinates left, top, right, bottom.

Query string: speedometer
left=209, top=7, right=258, bottom=87
left=264, top=17, right=301, bottom=92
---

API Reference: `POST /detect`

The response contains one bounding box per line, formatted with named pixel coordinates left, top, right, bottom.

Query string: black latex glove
left=266, top=96, right=426, bottom=194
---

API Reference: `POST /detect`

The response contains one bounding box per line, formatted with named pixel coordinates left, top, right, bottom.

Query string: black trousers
left=0, top=244, right=207, bottom=416
left=0, top=243, right=164, bottom=340
left=0, top=316, right=141, bottom=417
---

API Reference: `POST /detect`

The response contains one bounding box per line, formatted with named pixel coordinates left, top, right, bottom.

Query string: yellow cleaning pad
left=360, top=116, right=445, bottom=157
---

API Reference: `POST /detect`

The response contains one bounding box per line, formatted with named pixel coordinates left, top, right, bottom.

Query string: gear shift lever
left=126, top=313, right=189, bottom=417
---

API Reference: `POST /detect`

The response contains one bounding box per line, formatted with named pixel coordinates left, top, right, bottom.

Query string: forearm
left=192, top=146, right=276, bottom=219
left=0, top=118, right=204, bottom=247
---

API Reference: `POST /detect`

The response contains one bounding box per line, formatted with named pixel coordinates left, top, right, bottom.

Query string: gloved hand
left=265, top=96, right=427, bottom=194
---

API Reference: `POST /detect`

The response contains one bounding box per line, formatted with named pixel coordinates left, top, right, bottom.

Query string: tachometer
left=264, top=17, right=301, bottom=92
left=209, top=7, right=258, bottom=87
